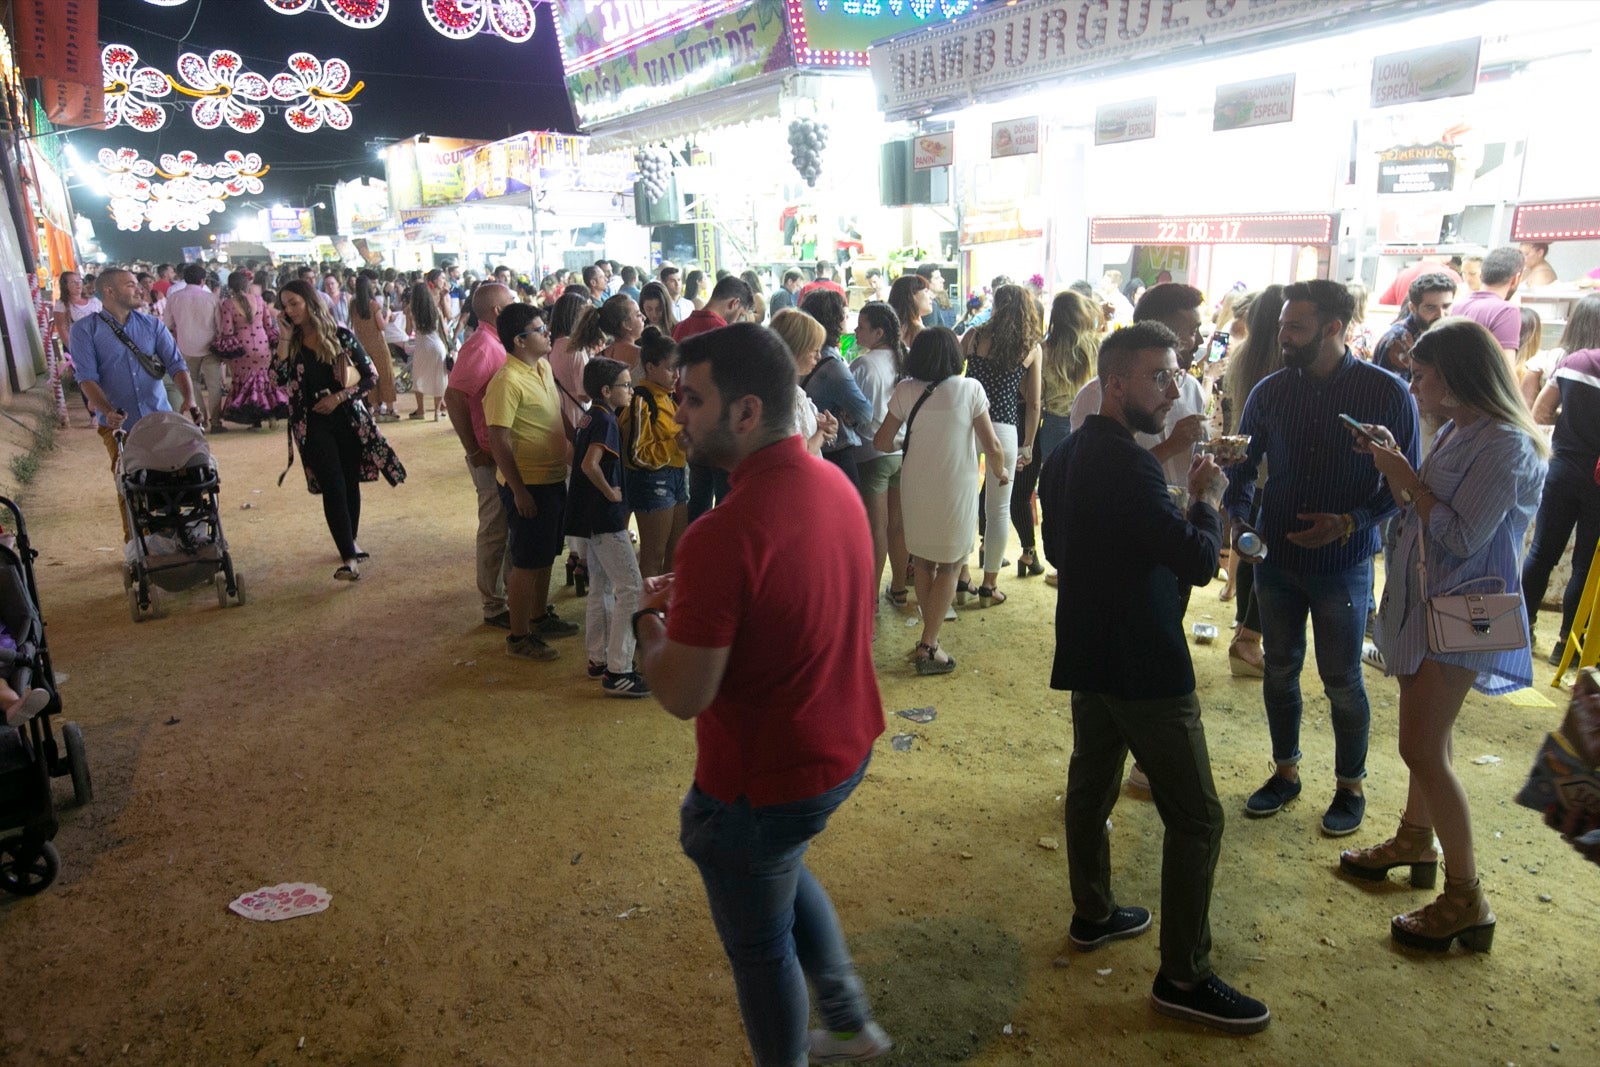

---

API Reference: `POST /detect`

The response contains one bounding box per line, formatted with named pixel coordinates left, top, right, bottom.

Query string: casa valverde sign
left=869, top=0, right=1411, bottom=120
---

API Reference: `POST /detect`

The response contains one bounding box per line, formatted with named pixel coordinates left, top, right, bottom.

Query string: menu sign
left=912, top=131, right=954, bottom=171
left=1377, top=143, right=1458, bottom=195
left=1370, top=38, right=1480, bottom=108
left=1213, top=74, right=1295, bottom=132
left=1095, top=99, right=1156, bottom=146
left=991, top=117, right=1039, bottom=159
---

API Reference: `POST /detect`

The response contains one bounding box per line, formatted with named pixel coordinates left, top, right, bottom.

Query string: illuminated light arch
left=269, top=53, right=365, bottom=132
left=171, top=50, right=272, bottom=134
left=423, top=0, right=537, bottom=43
left=102, top=44, right=172, bottom=132
left=262, top=0, right=390, bottom=29
left=97, top=147, right=270, bottom=232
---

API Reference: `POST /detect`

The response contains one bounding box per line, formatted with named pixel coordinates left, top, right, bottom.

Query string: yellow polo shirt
left=483, top=356, right=567, bottom=486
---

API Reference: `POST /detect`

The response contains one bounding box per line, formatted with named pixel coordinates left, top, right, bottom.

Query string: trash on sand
left=1472, top=755, right=1502, bottom=765
left=229, top=882, right=331, bottom=922
left=890, top=733, right=915, bottom=751
left=240, top=502, right=256, bottom=510
left=1096, top=967, right=1112, bottom=977
left=1037, top=836, right=1060, bottom=851
left=896, top=706, right=936, bottom=724
left=164, top=716, right=180, bottom=726
left=1191, top=622, right=1218, bottom=644
left=1002, top=1023, right=1014, bottom=1036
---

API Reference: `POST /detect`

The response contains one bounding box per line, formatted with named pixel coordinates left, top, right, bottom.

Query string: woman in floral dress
left=219, top=270, right=290, bottom=428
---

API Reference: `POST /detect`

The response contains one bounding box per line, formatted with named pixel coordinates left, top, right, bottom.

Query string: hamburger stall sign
left=1370, top=38, right=1481, bottom=109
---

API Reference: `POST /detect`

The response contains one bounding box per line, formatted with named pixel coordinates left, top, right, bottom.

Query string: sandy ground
left=1, top=408, right=1597, bottom=1067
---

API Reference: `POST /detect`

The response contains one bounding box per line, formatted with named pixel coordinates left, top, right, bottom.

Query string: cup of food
left=1201, top=434, right=1251, bottom=465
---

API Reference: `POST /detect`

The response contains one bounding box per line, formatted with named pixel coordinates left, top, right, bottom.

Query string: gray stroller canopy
left=122, top=412, right=212, bottom=475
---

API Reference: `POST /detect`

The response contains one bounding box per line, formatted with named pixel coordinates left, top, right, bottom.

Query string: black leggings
left=1010, top=443, right=1043, bottom=551
left=300, top=412, right=363, bottom=560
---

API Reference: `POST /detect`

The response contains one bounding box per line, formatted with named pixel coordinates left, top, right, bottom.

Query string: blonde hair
left=277, top=279, right=342, bottom=366
left=1413, top=317, right=1548, bottom=457
left=769, top=308, right=825, bottom=363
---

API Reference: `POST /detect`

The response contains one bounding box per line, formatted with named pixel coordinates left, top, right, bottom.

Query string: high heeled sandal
left=1227, top=644, right=1265, bottom=678
left=1339, top=818, right=1439, bottom=887
left=1016, top=551, right=1044, bottom=578
left=564, top=553, right=578, bottom=588
left=977, top=585, right=1007, bottom=608
left=955, top=579, right=975, bottom=605
left=884, top=587, right=909, bottom=608
left=914, top=641, right=956, bottom=676
left=573, top=561, right=589, bottom=598
left=1391, top=876, right=1495, bottom=952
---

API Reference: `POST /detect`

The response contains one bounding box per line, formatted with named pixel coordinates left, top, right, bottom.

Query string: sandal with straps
left=977, top=585, right=1007, bottom=608
left=884, top=587, right=909, bottom=608
left=914, top=641, right=956, bottom=676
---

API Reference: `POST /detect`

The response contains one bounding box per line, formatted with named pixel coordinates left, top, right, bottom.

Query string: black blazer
left=1040, top=415, right=1222, bottom=700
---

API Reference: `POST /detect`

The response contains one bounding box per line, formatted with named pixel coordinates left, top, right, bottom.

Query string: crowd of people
left=46, top=244, right=1600, bottom=1063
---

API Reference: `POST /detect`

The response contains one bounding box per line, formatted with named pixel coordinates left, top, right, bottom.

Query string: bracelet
left=630, top=607, right=666, bottom=642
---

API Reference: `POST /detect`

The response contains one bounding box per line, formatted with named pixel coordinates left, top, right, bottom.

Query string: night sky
left=75, top=0, right=577, bottom=261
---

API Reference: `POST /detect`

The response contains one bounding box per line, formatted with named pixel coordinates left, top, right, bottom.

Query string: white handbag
left=1417, top=523, right=1526, bottom=655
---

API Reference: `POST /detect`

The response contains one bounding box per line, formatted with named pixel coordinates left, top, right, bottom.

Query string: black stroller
left=0, top=495, right=90, bottom=897
left=117, top=412, right=245, bottom=622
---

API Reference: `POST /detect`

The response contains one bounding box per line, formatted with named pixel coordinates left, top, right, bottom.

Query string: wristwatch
left=1399, top=485, right=1433, bottom=506
left=631, top=607, right=666, bottom=641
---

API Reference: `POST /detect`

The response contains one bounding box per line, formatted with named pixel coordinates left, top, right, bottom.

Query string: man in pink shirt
left=1452, top=245, right=1525, bottom=364
left=445, top=283, right=516, bottom=627
left=671, top=275, right=753, bottom=342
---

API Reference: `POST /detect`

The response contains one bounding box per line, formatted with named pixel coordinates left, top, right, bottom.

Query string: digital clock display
left=1090, top=213, right=1339, bottom=246
left=1512, top=201, right=1600, bottom=242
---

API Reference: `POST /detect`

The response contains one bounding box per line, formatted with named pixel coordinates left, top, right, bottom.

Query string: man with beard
left=1372, top=272, right=1456, bottom=381
left=1039, top=321, right=1269, bottom=1035
left=1453, top=245, right=1526, bottom=368
left=1226, top=280, right=1419, bottom=837
left=633, top=323, right=891, bottom=1065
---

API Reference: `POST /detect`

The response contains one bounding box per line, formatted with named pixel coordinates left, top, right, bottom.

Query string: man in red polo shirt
left=797, top=258, right=847, bottom=305
left=634, top=323, right=891, bottom=1065
left=671, top=275, right=754, bottom=341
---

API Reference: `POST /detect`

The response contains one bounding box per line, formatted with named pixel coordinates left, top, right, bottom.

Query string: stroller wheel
left=63, top=722, right=92, bottom=806
left=122, top=565, right=133, bottom=592
left=126, top=587, right=153, bottom=623
left=0, top=838, right=59, bottom=897
left=214, top=571, right=229, bottom=609
left=232, top=572, right=246, bottom=607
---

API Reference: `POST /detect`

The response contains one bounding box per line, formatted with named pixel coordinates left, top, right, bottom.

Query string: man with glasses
left=672, top=275, right=753, bottom=341
left=1040, top=321, right=1270, bottom=1035
left=485, top=303, right=580, bottom=661
left=1226, top=280, right=1419, bottom=837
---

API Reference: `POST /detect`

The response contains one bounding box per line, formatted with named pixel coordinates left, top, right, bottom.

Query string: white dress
left=889, top=375, right=987, bottom=564
left=411, top=328, right=450, bottom=397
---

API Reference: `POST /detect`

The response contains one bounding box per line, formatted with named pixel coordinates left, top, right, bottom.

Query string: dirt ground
left=2, top=408, right=1597, bottom=1067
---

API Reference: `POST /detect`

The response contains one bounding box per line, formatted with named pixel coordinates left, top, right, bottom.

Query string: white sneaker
left=809, top=1021, right=893, bottom=1063
left=1361, top=640, right=1386, bottom=672
left=1126, top=763, right=1150, bottom=793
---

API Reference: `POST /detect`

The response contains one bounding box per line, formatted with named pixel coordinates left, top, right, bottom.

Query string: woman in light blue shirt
left=1339, top=318, right=1546, bottom=955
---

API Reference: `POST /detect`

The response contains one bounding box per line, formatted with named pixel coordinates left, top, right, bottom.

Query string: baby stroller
left=117, top=412, right=246, bottom=622
left=0, top=495, right=89, bottom=897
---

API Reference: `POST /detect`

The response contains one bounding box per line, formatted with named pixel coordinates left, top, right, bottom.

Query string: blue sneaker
left=1321, top=788, right=1366, bottom=837
left=1244, top=773, right=1301, bottom=817
left=1151, top=973, right=1270, bottom=1035
left=1069, top=904, right=1152, bottom=950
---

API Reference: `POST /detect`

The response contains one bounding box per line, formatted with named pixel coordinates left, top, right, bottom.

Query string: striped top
left=1373, top=418, right=1546, bottom=695
left=1224, top=351, right=1419, bottom=574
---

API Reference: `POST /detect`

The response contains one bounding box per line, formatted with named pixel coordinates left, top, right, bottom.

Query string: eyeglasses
left=519, top=324, right=549, bottom=338
left=1148, top=369, right=1181, bottom=389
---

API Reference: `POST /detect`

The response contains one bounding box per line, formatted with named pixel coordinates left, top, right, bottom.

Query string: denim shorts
left=497, top=480, right=567, bottom=569
left=625, top=465, right=688, bottom=514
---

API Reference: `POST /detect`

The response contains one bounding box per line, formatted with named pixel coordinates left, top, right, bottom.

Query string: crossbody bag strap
left=800, top=354, right=836, bottom=391
left=96, top=312, right=167, bottom=380
left=899, top=379, right=940, bottom=458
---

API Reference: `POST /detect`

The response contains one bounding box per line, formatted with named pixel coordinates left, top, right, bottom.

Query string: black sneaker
left=483, top=610, right=511, bottom=629
left=601, top=670, right=651, bottom=698
left=1244, top=773, right=1301, bottom=817
left=1069, top=905, right=1151, bottom=950
left=534, top=607, right=580, bottom=638
left=1321, top=788, right=1366, bottom=837
left=1548, top=641, right=1567, bottom=667
left=586, top=660, right=608, bottom=680
left=506, top=633, right=558, bottom=661
left=1151, top=973, right=1270, bottom=1035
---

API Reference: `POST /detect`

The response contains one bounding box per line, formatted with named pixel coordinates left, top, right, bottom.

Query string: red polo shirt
left=667, top=435, right=884, bottom=806
left=672, top=307, right=727, bottom=342
left=797, top=279, right=847, bottom=305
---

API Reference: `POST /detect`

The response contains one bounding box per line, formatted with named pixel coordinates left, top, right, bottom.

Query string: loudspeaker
left=879, top=140, right=949, bottom=207
left=634, top=177, right=682, bottom=226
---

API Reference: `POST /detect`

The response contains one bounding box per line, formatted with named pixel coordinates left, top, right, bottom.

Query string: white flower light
left=269, top=52, right=364, bottom=132
left=102, top=44, right=172, bottom=132
left=97, top=147, right=271, bottom=232
left=172, top=50, right=272, bottom=134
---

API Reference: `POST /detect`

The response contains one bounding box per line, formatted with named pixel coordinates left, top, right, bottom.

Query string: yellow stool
left=1551, top=539, right=1600, bottom=687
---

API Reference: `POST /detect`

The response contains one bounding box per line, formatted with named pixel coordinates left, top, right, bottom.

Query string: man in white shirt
left=162, top=263, right=225, bottom=428
left=1069, top=283, right=1208, bottom=486
left=659, top=265, right=694, bottom=321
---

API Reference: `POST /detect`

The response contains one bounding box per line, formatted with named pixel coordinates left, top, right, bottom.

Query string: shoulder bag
left=94, top=312, right=167, bottom=379
left=1417, top=517, right=1526, bottom=655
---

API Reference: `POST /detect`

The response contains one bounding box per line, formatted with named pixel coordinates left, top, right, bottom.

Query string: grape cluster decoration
left=788, top=118, right=828, bottom=188
left=634, top=146, right=672, bottom=204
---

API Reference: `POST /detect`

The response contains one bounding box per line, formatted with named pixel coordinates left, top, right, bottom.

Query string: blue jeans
left=1253, top=560, right=1372, bottom=784
left=679, top=757, right=874, bottom=1067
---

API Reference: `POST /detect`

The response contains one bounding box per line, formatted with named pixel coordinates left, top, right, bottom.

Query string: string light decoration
left=423, top=0, right=536, bottom=43
left=98, top=147, right=270, bottom=232
left=102, top=44, right=173, bottom=132
left=269, top=52, right=364, bottom=131
left=261, top=0, right=390, bottom=28
left=172, top=50, right=272, bottom=133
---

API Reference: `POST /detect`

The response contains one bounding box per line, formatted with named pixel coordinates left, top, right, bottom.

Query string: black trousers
left=301, top=412, right=363, bottom=560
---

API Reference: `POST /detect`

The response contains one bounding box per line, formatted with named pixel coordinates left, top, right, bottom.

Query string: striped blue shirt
left=1373, top=418, right=1546, bottom=694
left=1224, top=351, right=1419, bottom=575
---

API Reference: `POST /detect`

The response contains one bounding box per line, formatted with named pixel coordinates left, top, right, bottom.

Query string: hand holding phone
left=1338, top=413, right=1390, bottom=449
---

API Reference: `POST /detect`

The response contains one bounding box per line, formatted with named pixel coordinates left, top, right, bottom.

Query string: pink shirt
left=450, top=323, right=508, bottom=451
left=547, top=337, right=590, bottom=429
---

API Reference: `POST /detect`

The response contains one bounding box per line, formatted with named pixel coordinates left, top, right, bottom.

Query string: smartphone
left=1338, top=413, right=1383, bottom=445
left=1206, top=330, right=1229, bottom=364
